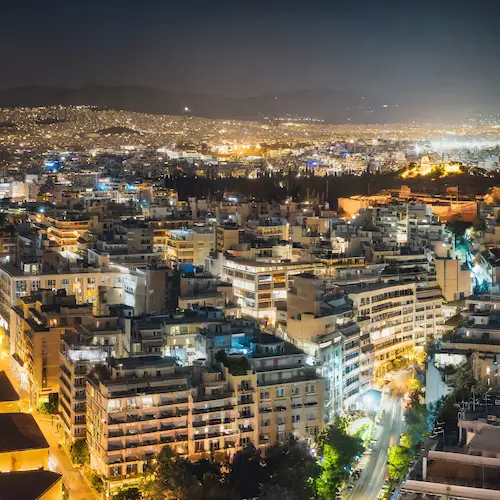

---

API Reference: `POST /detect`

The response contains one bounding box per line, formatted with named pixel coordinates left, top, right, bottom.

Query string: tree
left=314, top=444, right=343, bottom=500
left=316, top=416, right=364, bottom=462
left=153, top=447, right=199, bottom=499
left=227, top=444, right=268, bottom=499
left=446, top=219, right=472, bottom=240
left=259, top=483, right=300, bottom=500
left=387, top=445, right=412, bottom=482
left=314, top=417, right=364, bottom=498
left=112, top=487, right=142, bottom=500
left=39, top=393, right=58, bottom=414
left=405, top=392, right=429, bottom=446
left=87, top=470, right=104, bottom=494
left=70, top=439, right=89, bottom=466
left=264, top=438, right=319, bottom=500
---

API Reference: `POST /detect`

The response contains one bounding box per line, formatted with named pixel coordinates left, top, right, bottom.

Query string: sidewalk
left=36, top=416, right=96, bottom=500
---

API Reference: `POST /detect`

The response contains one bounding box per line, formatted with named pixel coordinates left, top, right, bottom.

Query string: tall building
left=10, top=291, right=93, bottom=406
left=249, top=334, right=324, bottom=446
left=86, top=355, right=260, bottom=494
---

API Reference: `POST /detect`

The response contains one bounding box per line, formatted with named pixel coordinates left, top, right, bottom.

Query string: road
left=344, top=395, right=404, bottom=500
left=0, top=351, right=95, bottom=500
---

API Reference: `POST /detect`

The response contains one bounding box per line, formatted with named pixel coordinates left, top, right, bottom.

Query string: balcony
left=239, top=426, right=254, bottom=433
left=237, top=398, right=254, bottom=406
left=192, top=417, right=234, bottom=428
left=60, top=364, right=72, bottom=381
left=238, top=385, right=254, bottom=392
left=195, top=391, right=233, bottom=402
left=192, top=404, right=234, bottom=415
left=108, top=430, right=125, bottom=438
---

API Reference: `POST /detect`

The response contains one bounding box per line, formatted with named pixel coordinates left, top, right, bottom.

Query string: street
left=344, top=395, right=404, bottom=500
left=0, top=352, right=95, bottom=500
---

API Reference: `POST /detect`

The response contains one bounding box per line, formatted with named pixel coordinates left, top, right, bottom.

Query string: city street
left=344, top=395, right=404, bottom=500
left=0, top=351, right=95, bottom=500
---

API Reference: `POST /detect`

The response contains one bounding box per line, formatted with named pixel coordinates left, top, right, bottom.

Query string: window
left=142, top=396, right=153, bottom=408
left=292, top=414, right=300, bottom=423
left=276, top=388, right=285, bottom=398
left=108, top=400, right=120, bottom=413
left=307, top=413, right=317, bottom=421
left=305, top=384, right=315, bottom=394
left=126, top=464, right=137, bottom=474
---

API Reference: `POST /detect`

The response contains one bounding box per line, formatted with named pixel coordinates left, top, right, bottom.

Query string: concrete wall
left=0, top=447, right=49, bottom=472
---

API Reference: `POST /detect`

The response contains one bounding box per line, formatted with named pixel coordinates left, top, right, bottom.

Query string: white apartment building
left=222, top=256, right=324, bottom=325
left=345, top=281, right=443, bottom=378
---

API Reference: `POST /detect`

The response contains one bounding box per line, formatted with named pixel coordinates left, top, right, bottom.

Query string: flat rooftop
left=109, top=355, right=178, bottom=370
left=468, top=426, right=500, bottom=453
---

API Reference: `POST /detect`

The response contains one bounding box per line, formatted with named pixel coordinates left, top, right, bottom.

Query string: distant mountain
left=0, top=85, right=487, bottom=124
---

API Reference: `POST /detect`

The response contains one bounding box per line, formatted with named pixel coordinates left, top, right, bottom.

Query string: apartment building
left=435, top=255, right=471, bottom=302
left=164, top=227, right=214, bottom=268
left=248, top=334, right=324, bottom=446
left=86, top=355, right=259, bottom=493
left=193, top=357, right=258, bottom=460
left=10, top=291, right=93, bottom=405
left=0, top=262, right=125, bottom=329
left=216, top=223, right=243, bottom=252
left=222, top=255, right=323, bottom=325
left=59, top=308, right=131, bottom=445
left=36, top=212, right=90, bottom=253
left=345, top=281, right=432, bottom=378
left=121, top=265, right=177, bottom=315
left=59, top=335, right=107, bottom=444
left=245, top=217, right=289, bottom=241
left=178, top=268, right=234, bottom=311
left=0, top=226, right=16, bottom=265
left=318, top=332, right=343, bottom=419
left=402, top=401, right=500, bottom=499
left=86, top=356, right=193, bottom=492
left=135, top=308, right=225, bottom=363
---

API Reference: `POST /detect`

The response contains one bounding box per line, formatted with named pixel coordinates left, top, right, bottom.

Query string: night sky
left=2, top=0, right=500, bottom=103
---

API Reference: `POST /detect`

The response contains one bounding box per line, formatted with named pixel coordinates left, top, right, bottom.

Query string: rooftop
left=0, top=470, right=62, bottom=500
left=0, top=413, right=49, bottom=453
left=0, top=371, right=19, bottom=403
left=468, top=426, right=500, bottom=453
left=109, top=355, right=178, bottom=370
